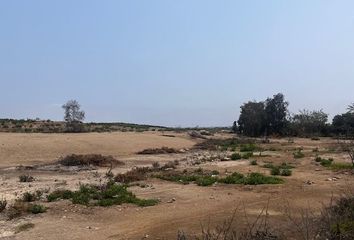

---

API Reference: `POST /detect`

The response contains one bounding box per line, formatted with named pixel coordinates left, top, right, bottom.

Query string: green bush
left=263, top=163, right=274, bottom=169
left=320, top=158, right=333, bottom=167
left=281, top=169, right=292, bottom=176
left=243, top=173, right=284, bottom=185
left=156, top=170, right=284, bottom=186
left=231, top=153, right=242, bottom=160
left=47, top=190, right=73, bottom=202
left=196, top=176, right=217, bottom=186
left=46, top=183, right=158, bottom=207
left=219, top=172, right=283, bottom=185
left=240, top=144, right=257, bottom=152
left=250, top=160, right=257, bottom=165
left=315, top=156, right=334, bottom=167
left=293, top=150, right=305, bottom=159
left=132, top=198, right=159, bottom=207
left=270, top=167, right=280, bottom=176
left=329, top=163, right=354, bottom=171
left=242, top=152, right=253, bottom=159
left=218, top=172, right=245, bottom=184
left=279, top=162, right=294, bottom=169
left=29, top=204, right=46, bottom=214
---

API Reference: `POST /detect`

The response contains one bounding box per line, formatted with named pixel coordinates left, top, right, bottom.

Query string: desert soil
left=0, top=132, right=353, bottom=240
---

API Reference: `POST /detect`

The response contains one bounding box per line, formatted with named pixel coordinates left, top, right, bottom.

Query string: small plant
left=105, top=169, right=114, bottom=179
left=211, top=170, right=220, bottom=175
left=263, top=163, right=274, bottom=169
left=15, top=223, right=35, bottom=233
left=22, top=192, right=37, bottom=202
left=0, top=198, right=7, bottom=212
left=315, top=156, right=334, bottom=167
left=47, top=189, right=74, bottom=202
left=29, top=204, right=46, bottom=214
left=240, top=143, right=257, bottom=152
left=46, top=182, right=158, bottom=207
left=293, top=150, right=305, bottom=159
left=320, top=158, right=333, bottom=167
left=279, top=162, right=295, bottom=169
left=281, top=169, right=292, bottom=176
left=243, top=172, right=284, bottom=185
left=242, top=152, right=253, bottom=159
left=250, top=160, right=258, bottom=165
left=19, top=175, right=34, bottom=182
left=231, top=153, right=242, bottom=160
left=152, top=161, right=160, bottom=169
left=270, top=167, right=280, bottom=176
left=329, top=163, right=354, bottom=171
left=196, top=176, right=217, bottom=186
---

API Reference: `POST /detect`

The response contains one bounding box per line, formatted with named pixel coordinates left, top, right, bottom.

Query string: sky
left=0, top=1, right=354, bottom=127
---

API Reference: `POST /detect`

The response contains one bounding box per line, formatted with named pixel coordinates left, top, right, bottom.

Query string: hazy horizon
left=1, top=1, right=354, bottom=127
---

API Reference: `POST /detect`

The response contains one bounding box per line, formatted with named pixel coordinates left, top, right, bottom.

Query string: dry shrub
left=188, top=131, right=207, bottom=139
left=177, top=203, right=280, bottom=240
left=160, top=160, right=179, bottom=170
left=114, top=160, right=180, bottom=184
left=318, top=194, right=354, bottom=240
left=15, top=223, right=35, bottom=233
left=137, top=147, right=178, bottom=154
left=0, top=198, right=7, bottom=212
left=19, top=175, right=35, bottom=182
left=58, top=154, right=124, bottom=167
left=178, top=193, right=354, bottom=240
left=114, top=167, right=151, bottom=183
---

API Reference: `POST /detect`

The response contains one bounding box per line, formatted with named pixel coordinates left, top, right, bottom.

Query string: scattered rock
left=167, top=198, right=176, bottom=203
left=305, top=180, right=314, bottom=185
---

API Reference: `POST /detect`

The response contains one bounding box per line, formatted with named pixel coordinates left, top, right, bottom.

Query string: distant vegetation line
left=0, top=118, right=230, bottom=133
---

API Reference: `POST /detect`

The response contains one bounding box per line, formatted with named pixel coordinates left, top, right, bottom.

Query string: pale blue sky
left=0, top=1, right=353, bottom=127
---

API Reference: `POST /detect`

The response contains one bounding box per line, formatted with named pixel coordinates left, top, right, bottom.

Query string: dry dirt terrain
left=0, top=132, right=353, bottom=240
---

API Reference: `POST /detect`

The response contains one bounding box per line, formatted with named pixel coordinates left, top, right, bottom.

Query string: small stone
left=306, top=180, right=314, bottom=185
left=167, top=198, right=176, bottom=203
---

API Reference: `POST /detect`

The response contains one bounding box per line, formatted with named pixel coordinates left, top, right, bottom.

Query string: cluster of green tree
left=233, top=93, right=354, bottom=137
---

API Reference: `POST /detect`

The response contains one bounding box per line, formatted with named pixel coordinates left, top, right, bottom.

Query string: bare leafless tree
left=347, top=103, right=354, bottom=113
left=62, top=100, right=85, bottom=132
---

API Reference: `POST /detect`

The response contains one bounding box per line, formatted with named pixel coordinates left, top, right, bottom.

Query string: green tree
left=237, top=101, right=266, bottom=137
left=332, top=105, right=354, bottom=137
left=264, top=93, right=289, bottom=135
left=232, top=121, right=238, bottom=133
left=290, top=109, right=328, bottom=137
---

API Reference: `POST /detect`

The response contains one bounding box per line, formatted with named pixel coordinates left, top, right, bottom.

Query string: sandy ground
left=0, top=132, right=195, bottom=167
left=0, top=133, right=353, bottom=240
